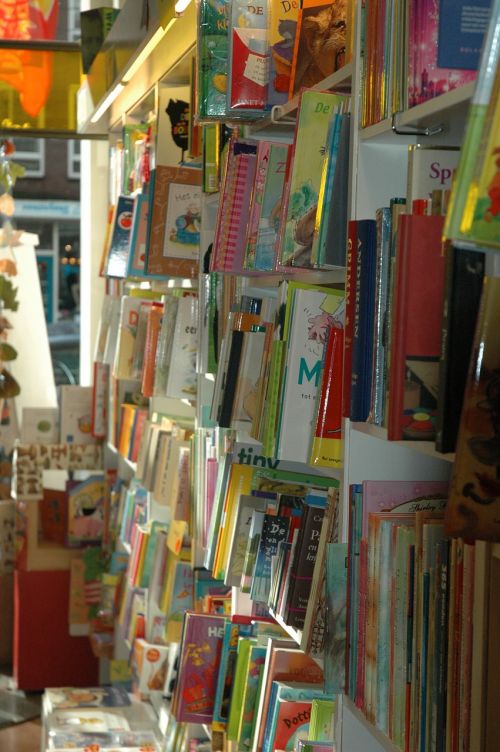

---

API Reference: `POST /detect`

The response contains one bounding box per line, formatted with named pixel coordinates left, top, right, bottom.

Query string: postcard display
left=58, top=0, right=500, bottom=752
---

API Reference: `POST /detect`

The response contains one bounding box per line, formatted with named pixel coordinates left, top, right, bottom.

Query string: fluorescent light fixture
left=175, top=0, right=192, bottom=13
left=121, top=26, right=167, bottom=83
left=90, top=82, right=125, bottom=123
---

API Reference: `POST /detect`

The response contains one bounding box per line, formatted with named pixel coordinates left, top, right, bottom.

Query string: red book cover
left=230, top=29, right=268, bottom=110
left=387, top=214, right=446, bottom=441
left=130, top=408, right=148, bottom=463
left=310, top=326, right=344, bottom=468
left=343, top=221, right=358, bottom=418
left=273, top=699, right=312, bottom=750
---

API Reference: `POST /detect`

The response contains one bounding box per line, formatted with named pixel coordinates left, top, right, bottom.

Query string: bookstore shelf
left=350, top=422, right=456, bottom=463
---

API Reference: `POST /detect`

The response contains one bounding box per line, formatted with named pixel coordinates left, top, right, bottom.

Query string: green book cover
left=227, top=637, right=256, bottom=740
left=308, top=697, right=336, bottom=741
left=198, top=0, right=230, bottom=119
left=262, top=339, right=286, bottom=456
left=279, top=90, right=348, bottom=268
left=240, top=643, right=267, bottom=747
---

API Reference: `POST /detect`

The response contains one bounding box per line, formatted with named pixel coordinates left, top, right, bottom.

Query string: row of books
left=210, top=90, right=350, bottom=272
left=197, top=0, right=353, bottom=120
left=344, top=479, right=480, bottom=752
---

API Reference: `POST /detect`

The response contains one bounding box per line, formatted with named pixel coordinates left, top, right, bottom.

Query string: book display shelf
left=47, top=0, right=500, bottom=751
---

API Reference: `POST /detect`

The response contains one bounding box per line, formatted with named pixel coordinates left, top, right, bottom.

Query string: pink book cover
left=360, top=480, right=449, bottom=539
left=245, top=140, right=272, bottom=268
left=211, top=139, right=240, bottom=271
left=408, top=0, right=476, bottom=109
left=175, top=612, right=226, bottom=724
left=222, top=150, right=257, bottom=272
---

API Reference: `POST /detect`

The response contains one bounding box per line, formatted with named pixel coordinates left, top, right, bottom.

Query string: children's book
left=250, top=513, right=290, bottom=604
left=174, top=612, right=226, bottom=724
left=437, top=0, right=490, bottom=70
left=324, top=542, right=348, bottom=694
left=276, top=283, right=345, bottom=463
left=45, top=686, right=131, bottom=713
left=268, top=0, right=299, bottom=105
left=278, top=90, right=347, bottom=268
left=127, top=191, right=150, bottom=277
left=289, top=0, right=347, bottom=97
left=406, top=145, right=460, bottom=211
left=229, top=0, right=269, bottom=112
left=166, top=294, right=198, bottom=400
left=147, top=165, right=201, bottom=278
left=60, top=386, right=95, bottom=445
left=253, top=142, right=290, bottom=271
left=308, top=697, right=336, bottom=741
left=197, top=0, right=230, bottom=119
left=103, top=195, right=134, bottom=278
left=66, top=474, right=105, bottom=547
left=309, top=326, right=344, bottom=468
left=225, top=492, right=278, bottom=587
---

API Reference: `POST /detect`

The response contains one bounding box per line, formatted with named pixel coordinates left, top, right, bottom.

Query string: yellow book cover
left=213, top=463, right=254, bottom=580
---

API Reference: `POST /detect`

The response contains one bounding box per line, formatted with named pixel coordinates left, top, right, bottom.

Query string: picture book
left=113, top=295, right=154, bottom=380
left=263, top=683, right=328, bottom=752
left=227, top=636, right=256, bottom=740
left=250, top=513, right=290, bottom=604
left=387, top=214, right=446, bottom=441
left=310, top=112, right=342, bottom=268
left=446, top=277, right=500, bottom=541
left=45, top=686, right=131, bottom=713
left=225, top=492, right=278, bottom=587
left=147, top=165, right=201, bottom=278
left=60, top=386, right=94, bottom=445
left=165, top=560, right=194, bottom=642
left=231, top=328, right=268, bottom=429
left=40, top=486, right=67, bottom=544
left=245, top=140, right=272, bottom=269
left=213, top=619, right=254, bottom=730
left=103, top=195, right=134, bottom=278
left=197, top=0, right=230, bottom=119
left=240, top=509, right=266, bottom=593
left=166, top=294, right=198, bottom=400
left=253, top=142, right=290, bottom=271
left=268, top=0, right=299, bottom=106
left=279, top=90, right=347, bottom=268
left=47, top=709, right=130, bottom=735
left=408, top=0, right=477, bottom=109
left=229, top=0, right=269, bottom=112
left=127, top=191, right=150, bottom=277
left=21, top=406, right=59, bottom=444
left=308, top=697, right=336, bottom=740
left=276, top=284, right=345, bottom=463
left=66, top=475, right=105, bottom=548
left=320, top=111, right=351, bottom=269
left=324, top=542, right=348, bottom=694
left=406, top=145, right=460, bottom=211
left=239, top=642, right=267, bottom=746
left=289, top=0, right=347, bottom=97
left=174, top=612, right=226, bottom=724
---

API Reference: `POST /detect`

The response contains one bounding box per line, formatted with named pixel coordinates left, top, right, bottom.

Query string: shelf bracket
left=270, top=105, right=297, bottom=126
left=391, top=112, right=444, bottom=137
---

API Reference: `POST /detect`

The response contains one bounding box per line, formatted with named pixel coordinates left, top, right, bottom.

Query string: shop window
left=67, top=140, right=81, bottom=180
left=11, top=138, right=45, bottom=178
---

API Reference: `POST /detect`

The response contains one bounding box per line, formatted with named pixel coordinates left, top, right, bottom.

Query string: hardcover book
left=165, top=294, right=198, bottom=400
left=406, top=145, right=460, bottom=211
left=437, top=0, right=491, bottom=70
left=147, top=165, right=201, bottom=278
left=197, top=0, right=230, bottom=119
left=309, top=326, right=344, bottom=468
left=127, top=191, right=150, bottom=277
left=174, top=612, right=226, bottom=724
left=103, top=195, right=134, bottom=278
left=229, top=0, right=269, bottom=112
left=253, top=142, right=290, bottom=271
left=268, top=0, right=299, bottom=105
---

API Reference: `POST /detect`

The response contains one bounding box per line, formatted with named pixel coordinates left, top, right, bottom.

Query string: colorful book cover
left=174, top=612, right=226, bottom=724
left=324, top=542, right=348, bottom=695
left=250, top=513, right=290, bottom=603
left=264, top=683, right=329, bottom=752
left=321, top=111, right=351, bottom=268
left=230, top=329, right=268, bottom=429
left=227, top=636, right=255, bottom=740
left=446, top=276, right=500, bottom=541
left=213, top=619, right=255, bottom=729
left=310, top=325, right=344, bottom=468
left=285, top=501, right=326, bottom=628
left=406, top=145, right=460, bottom=210
left=113, top=296, right=150, bottom=380
left=276, top=284, right=345, bottom=463
left=197, top=0, right=230, bottom=119
left=45, top=686, right=131, bottom=712
left=308, top=697, right=336, bottom=741
left=342, top=222, right=357, bottom=419
left=66, top=475, right=105, bottom=548
left=278, top=90, right=346, bottom=268
left=166, top=294, right=198, bottom=400
left=268, top=0, right=299, bottom=105
left=147, top=165, right=201, bottom=278
left=225, top=492, right=278, bottom=587
left=240, top=509, right=265, bottom=593
left=245, top=140, right=272, bottom=269
left=408, top=0, right=477, bottom=109
left=166, top=560, right=194, bottom=642
left=289, top=0, right=347, bottom=97
left=229, top=0, right=269, bottom=111
left=368, top=207, right=391, bottom=426
left=104, top=195, right=134, bottom=278
left=437, top=0, right=490, bottom=70
left=239, top=643, right=267, bottom=746
left=387, top=214, right=446, bottom=441
left=310, top=112, right=342, bottom=267
left=254, top=142, right=290, bottom=271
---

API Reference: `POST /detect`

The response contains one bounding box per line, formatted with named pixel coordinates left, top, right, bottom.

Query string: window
left=11, top=138, right=45, bottom=178
left=67, top=140, right=81, bottom=179
left=67, top=0, right=81, bottom=41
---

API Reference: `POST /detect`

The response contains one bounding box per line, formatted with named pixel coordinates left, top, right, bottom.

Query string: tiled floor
left=0, top=719, right=43, bottom=752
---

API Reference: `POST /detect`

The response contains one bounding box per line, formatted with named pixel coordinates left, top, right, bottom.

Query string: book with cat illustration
left=277, top=90, right=348, bottom=268
left=289, top=0, right=348, bottom=98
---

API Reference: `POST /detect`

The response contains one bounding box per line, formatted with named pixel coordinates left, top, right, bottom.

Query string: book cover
left=147, top=165, right=201, bottom=278
left=197, top=0, right=230, bottom=119
left=324, top=541, right=348, bottom=695
left=250, top=513, right=290, bottom=604
left=435, top=246, right=485, bottom=454
left=437, top=0, right=491, bottom=70
left=279, top=90, right=347, bottom=268
left=113, top=296, right=152, bottom=381
left=272, top=699, right=314, bottom=751
left=225, top=492, right=278, bottom=587
left=227, top=636, right=255, bottom=740
left=320, top=111, right=351, bottom=268
left=368, top=207, right=391, bottom=426
left=342, top=222, right=357, bottom=418
left=387, top=214, right=446, bottom=441
left=349, top=219, right=377, bottom=423
left=310, top=326, right=344, bottom=468
left=66, top=475, right=105, bottom=548
left=310, top=113, right=342, bottom=268
left=45, top=686, right=131, bottom=712
left=285, top=501, right=326, bottom=628
left=174, top=612, right=226, bottom=724
left=289, top=0, right=347, bottom=97
left=408, top=0, right=477, bottom=109
left=127, top=191, right=150, bottom=277
left=60, top=386, right=95, bottom=445
left=166, top=294, right=198, bottom=400
left=104, top=195, right=134, bottom=279
left=254, top=142, right=290, bottom=271
left=229, top=0, right=269, bottom=111
left=21, top=406, right=59, bottom=444
left=213, top=619, right=255, bottom=730
left=276, top=284, right=345, bottom=463
left=406, top=145, right=460, bottom=211
left=446, top=276, right=500, bottom=541
left=245, top=140, right=272, bottom=270
left=308, top=697, right=336, bottom=740
left=268, top=0, right=299, bottom=105
left=141, top=301, right=164, bottom=398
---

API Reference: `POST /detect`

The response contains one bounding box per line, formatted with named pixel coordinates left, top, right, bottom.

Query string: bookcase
left=73, top=1, right=500, bottom=751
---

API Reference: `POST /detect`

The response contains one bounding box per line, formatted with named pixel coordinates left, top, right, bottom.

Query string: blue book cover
left=437, top=0, right=491, bottom=70
left=375, top=520, right=393, bottom=732
left=369, top=207, right=391, bottom=426
left=250, top=513, right=290, bottom=603
left=324, top=542, right=348, bottom=695
left=105, top=195, right=134, bottom=278
left=349, top=219, right=377, bottom=422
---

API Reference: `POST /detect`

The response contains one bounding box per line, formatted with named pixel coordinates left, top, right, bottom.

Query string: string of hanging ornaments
left=0, top=138, right=24, bottom=399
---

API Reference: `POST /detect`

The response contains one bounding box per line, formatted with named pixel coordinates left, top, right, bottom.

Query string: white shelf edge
left=350, top=423, right=455, bottom=463
left=341, top=695, right=402, bottom=752
left=269, top=609, right=303, bottom=645
left=359, top=82, right=475, bottom=141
